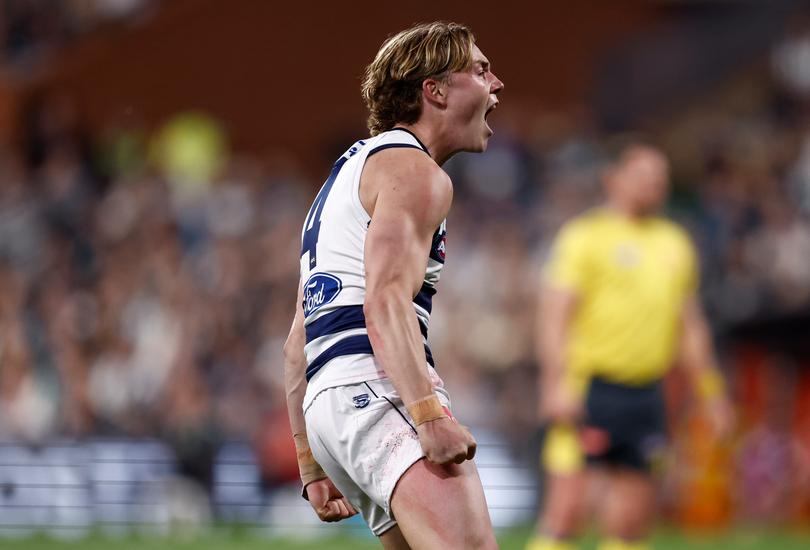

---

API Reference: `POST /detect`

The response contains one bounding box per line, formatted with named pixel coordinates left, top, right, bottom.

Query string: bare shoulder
left=361, top=147, right=452, bottom=223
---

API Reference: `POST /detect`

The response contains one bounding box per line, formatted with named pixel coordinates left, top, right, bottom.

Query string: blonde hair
left=361, top=22, right=475, bottom=136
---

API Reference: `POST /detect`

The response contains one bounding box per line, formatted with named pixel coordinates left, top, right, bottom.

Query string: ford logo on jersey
left=303, top=273, right=342, bottom=316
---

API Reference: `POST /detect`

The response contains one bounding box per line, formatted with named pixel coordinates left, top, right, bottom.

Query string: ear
left=422, top=77, right=448, bottom=108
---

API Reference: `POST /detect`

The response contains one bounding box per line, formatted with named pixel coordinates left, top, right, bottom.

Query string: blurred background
left=1, top=0, right=810, bottom=548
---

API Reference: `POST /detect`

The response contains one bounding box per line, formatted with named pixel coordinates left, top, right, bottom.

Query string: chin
left=458, top=123, right=492, bottom=153
left=471, top=141, right=487, bottom=153
left=459, top=140, right=487, bottom=154
left=479, top=134, right=493, bottom=152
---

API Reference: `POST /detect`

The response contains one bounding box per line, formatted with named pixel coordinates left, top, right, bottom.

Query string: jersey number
left=300, top=156, right=348, bottom=268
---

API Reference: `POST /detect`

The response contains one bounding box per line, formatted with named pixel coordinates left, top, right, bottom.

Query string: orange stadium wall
left=4, top=0, right=662, bottom=171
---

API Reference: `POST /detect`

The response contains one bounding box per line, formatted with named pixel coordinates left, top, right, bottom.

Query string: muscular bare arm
left=283, top=283, right=356, bottom=521
left=283, top=284, right=309, bottom=437
left=362, top=148, right=476, bottom=465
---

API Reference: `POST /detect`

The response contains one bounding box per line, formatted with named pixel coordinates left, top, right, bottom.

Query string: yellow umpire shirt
left=544, top=207, right=698, bottom=387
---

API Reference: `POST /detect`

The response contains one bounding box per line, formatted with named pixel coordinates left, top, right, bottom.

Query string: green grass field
left=5, top=526, right=810, bottom=550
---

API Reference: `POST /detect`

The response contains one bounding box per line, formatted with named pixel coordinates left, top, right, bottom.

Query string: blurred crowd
left=1, top=22, right=810, bottom=526
left=1, top=0, right=155, bottom=67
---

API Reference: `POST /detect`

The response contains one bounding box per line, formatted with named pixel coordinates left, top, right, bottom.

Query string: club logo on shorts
left=303, top=273, right=342, bottom=316
left=352, top=394, right=370, bottom=408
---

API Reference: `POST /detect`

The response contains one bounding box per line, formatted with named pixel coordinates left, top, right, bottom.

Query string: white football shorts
left=304, top=375, right=451, bottom=535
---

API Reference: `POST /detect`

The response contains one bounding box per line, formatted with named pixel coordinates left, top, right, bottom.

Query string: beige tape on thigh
left=406, top=394, right=447, bottom=426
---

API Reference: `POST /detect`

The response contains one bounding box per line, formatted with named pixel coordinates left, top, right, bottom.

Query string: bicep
left=539, top=285, right=578, bottom=333
left=365, top=205, right=432, bottom=297
left=363, top=158, right=451, bottom=297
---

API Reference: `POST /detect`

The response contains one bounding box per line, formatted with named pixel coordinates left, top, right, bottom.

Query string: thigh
left=379, top=525, right=412, bottom=550
left=390, top=458, right=497, bottom=550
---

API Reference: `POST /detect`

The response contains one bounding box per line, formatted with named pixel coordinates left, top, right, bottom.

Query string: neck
left=394, top=121, right=456, bottom=166
left=605, top=199, right=646, bottom=220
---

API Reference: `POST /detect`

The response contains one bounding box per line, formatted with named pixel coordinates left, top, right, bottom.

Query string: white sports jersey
left=298, top=128, right=447, bottom=399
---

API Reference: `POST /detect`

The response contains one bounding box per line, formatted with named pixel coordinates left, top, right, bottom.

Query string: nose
left=490, top=73, right=504, bottom=95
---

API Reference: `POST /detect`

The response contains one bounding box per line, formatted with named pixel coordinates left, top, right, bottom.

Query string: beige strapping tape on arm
left=293, top=432, right=327, bottom=499
left=406, top=394, right=447, bottom=426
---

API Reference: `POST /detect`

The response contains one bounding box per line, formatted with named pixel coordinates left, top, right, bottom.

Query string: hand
left=540, top=381, right=583, bottom=424
left=416, top=416, right=477, bottom=465
left=304, top=478, right=358, bottom=522
left=704, top=395, right=735, bottom=440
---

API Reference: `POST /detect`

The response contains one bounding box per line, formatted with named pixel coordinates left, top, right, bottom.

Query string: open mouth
left=483, top=101, right=498, bottom=136
left=484, top=102, right=498, bottom=121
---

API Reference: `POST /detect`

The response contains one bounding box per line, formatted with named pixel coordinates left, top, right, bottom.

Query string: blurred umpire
left=526, top=141, right=734, bottom=550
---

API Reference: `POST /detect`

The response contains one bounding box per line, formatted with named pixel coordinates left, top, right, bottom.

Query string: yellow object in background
left=150, top=111, right=228, bottom=199
left=542, top=424, right=585, bottom=475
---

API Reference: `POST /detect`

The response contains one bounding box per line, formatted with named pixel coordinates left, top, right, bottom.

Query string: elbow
left=282, top=338, right=294, bottom=362
left=363, top=291, right=383, bottom=337
left=364, top=289, right=398, bottom=340
left=364, top=277, right=415, bottom=337
left=282, top=334, right=306, bottom=393
left=283, top=331, right=303, bottom=363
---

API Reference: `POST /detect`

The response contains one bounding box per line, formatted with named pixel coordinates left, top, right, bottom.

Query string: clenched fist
left=305, top=477, right=358, bottom=522
left=416, top=416, right=477, bottom=465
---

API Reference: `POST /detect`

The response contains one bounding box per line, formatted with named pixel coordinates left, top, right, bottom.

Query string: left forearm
left=678, top=298, right=724, bottom=400
left=283, top=302, right=309, bottom=438
left=283, top=286, right=327, bottom=494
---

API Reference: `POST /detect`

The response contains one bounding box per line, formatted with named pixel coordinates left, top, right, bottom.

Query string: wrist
left=696, top=368, right=725, bottom=401
left=406, top=394, right=447, bottom=426
left=293, top=432, right=327, bottom=499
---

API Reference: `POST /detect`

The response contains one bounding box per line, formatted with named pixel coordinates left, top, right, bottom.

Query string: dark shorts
left=582, top=377, right=667, bottom=472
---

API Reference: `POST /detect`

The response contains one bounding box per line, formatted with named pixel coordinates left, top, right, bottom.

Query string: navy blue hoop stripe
left=424, top=344, right=435, bottom=368
left=305, top=305, right=366, bottom=342
left=413, top=283, right=436, bottom=314
left=305, top=334, right=374, bottom=381
left=418, top=318, right=428, bottom=339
